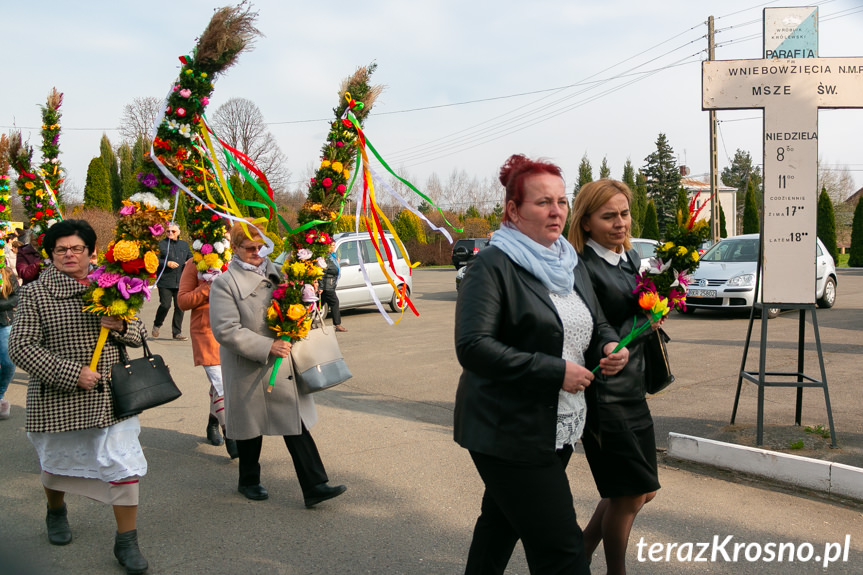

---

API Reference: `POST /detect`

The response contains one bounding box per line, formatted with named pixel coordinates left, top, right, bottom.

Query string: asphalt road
left=1, top=268, right=861, bottom=574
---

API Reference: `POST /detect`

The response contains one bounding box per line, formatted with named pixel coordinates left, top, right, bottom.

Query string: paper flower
left=113, top=240, right=141, bottom=262
left=322, top=178, right=332, bottom=188
left=192, top=239, right=203, bottom=250
left=179, top=89, right=192, bottom=98
left=297, top=248, right=312, bottom=261
left=287, top=304, right=307, bottom=321
left=144, top=251, right=159, bottom=274
left=149, top=223, right=165, bottom=236
left=200, top=243, right=213, bottom=254
left=301, top=284, right=317, bottom=303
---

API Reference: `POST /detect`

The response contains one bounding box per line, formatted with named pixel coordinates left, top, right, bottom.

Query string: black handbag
left=643, top=327, right=674, bottom=395
left=291, top=309, right=352, bottom=394
left=110, top=339, right=182, bottom=418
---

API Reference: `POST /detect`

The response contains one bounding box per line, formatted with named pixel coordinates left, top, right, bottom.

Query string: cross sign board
left=703, top=7, right=863, bottom=304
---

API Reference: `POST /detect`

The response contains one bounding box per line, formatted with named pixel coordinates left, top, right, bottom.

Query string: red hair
left=499, top=154, right=564, bottom=222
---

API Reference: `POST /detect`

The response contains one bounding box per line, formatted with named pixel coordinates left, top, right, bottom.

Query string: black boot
left=46, top=503, right=72, bottom=546
left=304, top=483, right=347, bottom=508
left=206, top=415, right=223, bottom=446
left=114, top=529, right=148, bottom=574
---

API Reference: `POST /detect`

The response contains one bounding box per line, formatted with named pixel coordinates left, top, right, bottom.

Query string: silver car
left=681, top=233, right=837, bottom=318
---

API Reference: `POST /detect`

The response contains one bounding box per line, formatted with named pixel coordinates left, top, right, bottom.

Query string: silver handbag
left=290, top=309, right=352, bottom=394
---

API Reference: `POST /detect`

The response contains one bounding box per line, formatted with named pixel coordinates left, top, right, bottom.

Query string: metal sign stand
left=730, top=260, right=836, bottom=447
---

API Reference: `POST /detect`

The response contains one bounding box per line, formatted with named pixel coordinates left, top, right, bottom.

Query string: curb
left=666, top=432, right=863, bottom=502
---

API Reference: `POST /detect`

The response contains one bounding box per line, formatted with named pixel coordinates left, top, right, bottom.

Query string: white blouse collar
left=586, top=238, right=628, bottom=266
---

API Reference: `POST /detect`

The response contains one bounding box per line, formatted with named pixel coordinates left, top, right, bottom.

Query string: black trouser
left=154, top=286, right=184, bottom=336
left=235, top=425, right=328, bottom=495
left=465, top=446, right=589, bottom=575
left=321, top=288, right=341, bottom=325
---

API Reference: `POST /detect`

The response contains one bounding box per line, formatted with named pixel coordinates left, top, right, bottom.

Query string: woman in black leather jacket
left=454, top=155, right=628, bottom=575
left=569, top=179, right=661, bottom=575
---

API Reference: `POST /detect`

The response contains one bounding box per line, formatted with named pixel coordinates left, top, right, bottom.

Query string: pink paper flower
left=200, top=243, right=213, bottom=255
left=336, top=184, right=346, bottom=195
left=117, top=276, right=148, bottom=300
left=272, top=285, right=286, bottom=300
left=316, top=257, right=327, bottom=268
left=297, top=249, right=313, bottom=261
left=149, top=223, right=164, bottom=236
left=119, top=204, right=136, bottom=216
left=336, top=141, right=344, bottom=147
left=322, top=178, right=333, bottom=187
left=201, top=97, right=209, bottom=105
left=179, top=89, right=192, bottom=98
left=97, top=272, right=122, bottom=288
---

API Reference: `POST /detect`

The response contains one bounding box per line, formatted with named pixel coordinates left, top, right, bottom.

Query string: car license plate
left=688, top=289, right=716, bottom=298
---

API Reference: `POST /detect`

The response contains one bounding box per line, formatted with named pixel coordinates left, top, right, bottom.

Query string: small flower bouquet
left=83, top=200, right=168, bottom=370
left=264, top=235, right=330, bottom=392
left=187, top=203, right=232, bottom=282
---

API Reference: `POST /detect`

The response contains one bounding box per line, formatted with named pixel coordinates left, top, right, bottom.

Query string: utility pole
left=708, top=15, right=721, bottom=242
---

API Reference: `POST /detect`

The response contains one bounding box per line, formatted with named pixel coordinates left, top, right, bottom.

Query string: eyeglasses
left=166, top=229, right=179, bottom=235
left=238, top=244, right=262, bottom=254
left=53, top=245, right=87, bottom=255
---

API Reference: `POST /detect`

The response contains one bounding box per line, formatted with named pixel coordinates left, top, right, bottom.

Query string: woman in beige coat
left=177, top=259, right=238, bottom=458
left=209, top=222, right=346, bottom=507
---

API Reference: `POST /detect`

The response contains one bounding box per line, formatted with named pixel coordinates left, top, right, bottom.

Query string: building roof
left=845, top=187, right=863, bottom=205
left=680, top=177, right=737, bottom=192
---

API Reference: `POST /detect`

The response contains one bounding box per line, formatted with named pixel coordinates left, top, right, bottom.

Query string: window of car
left=635, top=242, right=657, bottom=259
left=702, top=239, right=758, bottom=263
left=337, top=241, right=361, bottom=266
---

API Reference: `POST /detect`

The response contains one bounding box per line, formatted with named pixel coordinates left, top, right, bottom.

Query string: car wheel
left=766, top=307, right=781, bottom=319
left=318, top=301, right=329, bottom=319
left=817, top=277, right=836, bottom=309
left=390, top=285, right=410, bottom=312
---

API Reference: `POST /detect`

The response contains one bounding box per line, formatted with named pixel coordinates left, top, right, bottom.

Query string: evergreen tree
left=118, top=143, right=136, bottom=201
left=719, top=203, right=728, bottom=238
left=417, top=200, right=431, bottom=215
left=632, top=171, right=648, bottom=237
left=573, top=153, right=593, bottom=199
left=622, top=160, right=639, bottom=235
left=99, top=134, right=122, bottom=211
left=394, top=210, right=427, bottom=244
left=599, top=156, right=611, bottom=179
left=642, top=199, right=660, bottom=240
left=817, top=185, right=839, bottom=262
left=486, top=203, right=503, bottom=231
left=465, top=205, right=481, bottom=219
left=642, top=133, right=681, bottom=236
left=742, top=180, right=760, bottom=234
left=83, top=157, right=112, bottom=210
left=848, top=198, right=863, bottom=267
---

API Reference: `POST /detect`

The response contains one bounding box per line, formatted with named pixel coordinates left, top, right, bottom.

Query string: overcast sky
left=3, top=0, right=862, bottom=207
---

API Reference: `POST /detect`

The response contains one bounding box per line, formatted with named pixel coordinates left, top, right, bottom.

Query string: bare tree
left=119, top=97, right=161, bottom=144
left=818, top=158, right=855, bottom=203
left=209, top=97, right=290, bottom=193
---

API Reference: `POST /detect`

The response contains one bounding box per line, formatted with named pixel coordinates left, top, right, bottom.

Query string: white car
left=328, top=232, right=413, bottom=313
left=630, top=238, right=661, bottom=273
left=682, top=233, right=837, bottom=318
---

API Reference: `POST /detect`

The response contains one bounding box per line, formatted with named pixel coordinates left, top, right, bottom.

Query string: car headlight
left=727, top=273, right=755, bottom=287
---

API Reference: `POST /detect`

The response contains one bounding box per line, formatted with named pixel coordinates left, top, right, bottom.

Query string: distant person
left=16, top=230, right=42, bottom=285
left=454, top=154, right=627, bottom=574
left=321, top=243, right=346, bottom=332
left=177, top=257, right=238, bottom=458
left=9, top=219, right=150, bottom=574
left=209, top=221, right=346, bottom=507
left=0, top=266, right=19, bottom=420
left=569, top=179, right=661, bottom=575
left=152, top=223, right=191, bottom=340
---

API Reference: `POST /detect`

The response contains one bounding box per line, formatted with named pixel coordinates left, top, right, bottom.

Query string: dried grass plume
left=195, top=1, right=262, bottom=74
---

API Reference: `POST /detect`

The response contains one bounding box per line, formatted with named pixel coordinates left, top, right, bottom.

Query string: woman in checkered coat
left=9, top=220, right=150, bottom=575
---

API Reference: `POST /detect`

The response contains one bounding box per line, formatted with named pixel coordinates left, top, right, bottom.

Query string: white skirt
left=28, top=417, right=148, bottom=482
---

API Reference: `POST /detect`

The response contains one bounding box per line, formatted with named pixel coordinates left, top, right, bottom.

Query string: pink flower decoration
left=172, top=85, right=179, bottom=92
left=36, top=203, right=42, bottom=208
left=117, top=277, right=148, bottom=300
left=297, top=248, right=312, bottom=261
left=322, top=178, right=333, bottom=188
left=87, top=265, right=105, bottom=283
left=201, top=243, right=213, bottom=255
left=176, top=107, right=186, bottom=117
left=310, top=178, right=316, bottom=184
left=336, top=141, right=344, bottom=147
left=149, top=223, right=164, bottom=236
left=272, top=286, right=286, bottom=300
left=336, top=184, right=346, bottom=194
left=97, top=272, right=122, bottom=288
left=179, top=89, right=192, bottom=98
left=201, top=97, right=209, bottom=105
left=119, top=204, right=136, bottom=216
left=301, top=284, right=317, bottom=303
left=316, top=257, right=327, bottom=268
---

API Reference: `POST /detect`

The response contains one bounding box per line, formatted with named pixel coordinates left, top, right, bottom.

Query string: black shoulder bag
left=110, top=338, right=182, bottom=418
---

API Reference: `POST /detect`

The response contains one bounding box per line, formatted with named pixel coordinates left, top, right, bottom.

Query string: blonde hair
left=0, top=267, right=15, bottom=299
left=568, top=178, right=633, bottom=254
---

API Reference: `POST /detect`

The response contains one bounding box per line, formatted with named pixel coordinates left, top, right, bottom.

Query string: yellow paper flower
left=108, top=299, right=129, bottom=316
left=662, top=242, right=674, bottom=251
left=24, top=182, right=34, bottom=190
left=193, top=252, right=203, bottom=262
left=652, top=298, right=670, bottom=317
left=224, top=248, right=233, bottom=261
left=296, top=317, right=312, bottom=339
left=331, top=161, right=343, bottom=173
left=113, top=240, right=140, bottom=262
left=91, top=287, right=105, bottom=303
left=320, top=160, right=331, bottom=169
left=288, top=262, right=307, bottom=278
left=287, top=304, right=307, bottom=321
left=343, top=170, right=350, bottom=179
left=691, top=251, right=699, bottom=262
left=196, top=259, right=209, bottom=272
left=144, top=251, right=159, bottom=274
left=677, top=246, right=688, bottom=256
left=203, top=253, right=220, bottom=268
left=266, top=305, right=278, bottom=320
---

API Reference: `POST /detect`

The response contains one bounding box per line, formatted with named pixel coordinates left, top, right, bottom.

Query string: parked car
left=322, top=232, right=413, bottom=315
left=452, top=238, right=489, bottom=269
left=681, top=233, right=837, bottom=318
left=630, top=238, right=661, bottom=273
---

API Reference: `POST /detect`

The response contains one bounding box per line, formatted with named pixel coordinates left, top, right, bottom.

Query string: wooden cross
left=702, top=10, right=863, bottom=304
